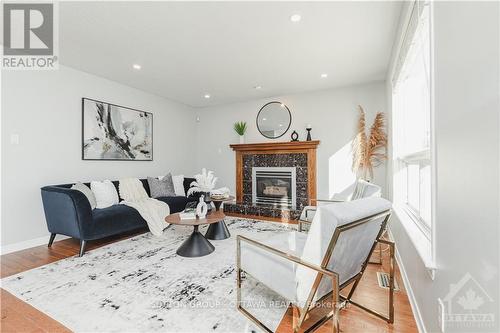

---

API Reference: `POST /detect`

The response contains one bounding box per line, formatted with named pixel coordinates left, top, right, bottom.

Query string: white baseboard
left=388, top=228, right=427, bottom=333
left=1, top=234, right=70, bottom=255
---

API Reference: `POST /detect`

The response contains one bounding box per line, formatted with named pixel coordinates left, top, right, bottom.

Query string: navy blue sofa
left=41, top=177, right=197, bottom=256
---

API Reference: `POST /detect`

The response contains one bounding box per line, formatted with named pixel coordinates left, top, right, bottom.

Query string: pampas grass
left=187, top=168, right=218, bottom=196
left=352, top=106, right=387, bottom=180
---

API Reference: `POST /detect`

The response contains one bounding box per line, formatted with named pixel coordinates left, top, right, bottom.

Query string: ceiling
left=58, top=1, right=402, bottom=107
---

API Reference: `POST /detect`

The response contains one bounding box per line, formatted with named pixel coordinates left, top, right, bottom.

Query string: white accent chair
left=299, top=179, right=381, bottom=232
left=237, top=197, right=394, bottom=333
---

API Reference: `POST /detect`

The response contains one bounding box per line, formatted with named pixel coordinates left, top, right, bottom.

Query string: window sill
left=393, top=204, right=437, bottom=279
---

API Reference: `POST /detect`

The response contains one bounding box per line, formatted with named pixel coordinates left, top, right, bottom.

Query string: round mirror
left=256, top=101, right=292, bottom=139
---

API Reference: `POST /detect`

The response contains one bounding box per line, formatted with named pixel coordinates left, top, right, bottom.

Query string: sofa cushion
left=71, top=182, right=97, bottom=210
left=172, top=175, right=186, bottom=196
left=157, top=196, right=197, bottom=214
left=88, top=204, right=147, bottom=239
left=91, top=180, right=119, bottom=208
left=148, top=174, right=176, bottom=198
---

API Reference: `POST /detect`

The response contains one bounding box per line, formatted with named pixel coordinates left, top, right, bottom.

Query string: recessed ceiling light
left=321, top=73, right=328, bottom=78
left=262, top=118, right=267, bottom=121
left=204, top=94, right=211, bottom=99
left=280, top=103, right=285, bottom=107
left=279, top=124, right=283, bottom=127
left=132, top=64, right=141, bottom=70
left=254, top=85, right=262, bottom=90
left=290, top=14, right=301, bottom=22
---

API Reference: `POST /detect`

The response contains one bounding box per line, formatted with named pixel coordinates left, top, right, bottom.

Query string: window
left=392, top=1, right=433, bottom=239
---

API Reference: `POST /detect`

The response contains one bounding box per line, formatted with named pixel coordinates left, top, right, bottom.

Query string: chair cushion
left=156, top=196, right=197, bottom=214
left=351, top=179, right=381, bottom=200
left=88, top=204, right=147, bottom=239
left=240, top=231, right=307, bottom=302
left=299, top=180, right=382, bottom=233
left=295, top=197, right=391, bottom=307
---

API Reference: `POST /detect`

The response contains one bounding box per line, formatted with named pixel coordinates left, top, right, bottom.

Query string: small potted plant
left=234, top=121, right=247, bottom=144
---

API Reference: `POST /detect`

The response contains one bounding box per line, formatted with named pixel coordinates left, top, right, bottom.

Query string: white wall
left=386, top=2, right=500, bottom=332
left=194, top=82, right=387, bottom=200
left=1, top=65, right=197, bottom=249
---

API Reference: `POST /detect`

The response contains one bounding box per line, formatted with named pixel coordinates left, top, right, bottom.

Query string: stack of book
left=211, top=193, right=229, bottom=200
left=179, top=208, right=196, bottom=219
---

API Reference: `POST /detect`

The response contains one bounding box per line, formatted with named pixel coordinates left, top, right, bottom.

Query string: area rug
left=1, top=218, right=295, bottom=332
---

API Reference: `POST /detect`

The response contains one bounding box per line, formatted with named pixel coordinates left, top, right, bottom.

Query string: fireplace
left=227, top=141, right=319, bottom=222
left=252, top=167, right=296, bottom=209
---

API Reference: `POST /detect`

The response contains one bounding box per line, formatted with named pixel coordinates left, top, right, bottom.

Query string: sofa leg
left=48, top=233, right=56, bottom=247
left=79, top=240, right=87, bottom=257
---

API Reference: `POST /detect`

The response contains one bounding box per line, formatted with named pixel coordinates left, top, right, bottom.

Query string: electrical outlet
left=437, top=298, right=445, bottom=332
left=10, top=133, right=19, bottom=145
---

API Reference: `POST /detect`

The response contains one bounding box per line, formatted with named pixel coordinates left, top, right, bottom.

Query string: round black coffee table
left=165, top=210, right=228, bottom=257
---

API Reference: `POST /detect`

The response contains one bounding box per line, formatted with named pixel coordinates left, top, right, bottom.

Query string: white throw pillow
left=71, top=182, right=97, bottom=210
left=91, top=180, right=119, bottom=209
left=172, top=174, right=186, bottom=196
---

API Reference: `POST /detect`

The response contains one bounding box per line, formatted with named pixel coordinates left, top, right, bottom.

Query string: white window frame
left=398, top=149, right=431, bottom=239
left=391, top=0, right=437, bottom=276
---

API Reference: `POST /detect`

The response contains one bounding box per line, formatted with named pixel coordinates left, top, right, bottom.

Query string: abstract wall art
left=82, top=98, right=153, bottom=161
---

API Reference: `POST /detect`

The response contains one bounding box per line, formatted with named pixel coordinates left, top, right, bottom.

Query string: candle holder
left=306, top=127, right=312, bottom=141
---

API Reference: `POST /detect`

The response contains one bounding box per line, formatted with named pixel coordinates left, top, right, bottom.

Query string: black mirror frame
left=256, top=101, right=292, bottom=139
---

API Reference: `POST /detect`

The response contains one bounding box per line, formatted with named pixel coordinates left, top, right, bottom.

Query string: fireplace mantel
left=229, top=140, right=320, bottom=152
left=229, top=141, right=320, bottom=221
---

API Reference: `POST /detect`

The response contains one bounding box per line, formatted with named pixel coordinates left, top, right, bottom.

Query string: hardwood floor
left=0, top=227, right=417, bottom=333
left=275, top=248, right=417, bottom=333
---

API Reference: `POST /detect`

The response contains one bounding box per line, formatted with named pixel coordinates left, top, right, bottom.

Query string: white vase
left=239, top=135, right=245, bottom=144
left=196, top=195, right=208, bottom=218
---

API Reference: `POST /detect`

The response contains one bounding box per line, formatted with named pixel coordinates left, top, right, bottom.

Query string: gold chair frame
left=236, top=210, right=394, bottom=333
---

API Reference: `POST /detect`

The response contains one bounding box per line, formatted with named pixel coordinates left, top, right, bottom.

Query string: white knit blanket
left=118, top=178, right=170, bottom=236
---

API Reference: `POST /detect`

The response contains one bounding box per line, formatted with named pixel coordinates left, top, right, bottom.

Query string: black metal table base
left=205, top=221, right=231, bottom=240
left=176, top=225, right=215, bottom=257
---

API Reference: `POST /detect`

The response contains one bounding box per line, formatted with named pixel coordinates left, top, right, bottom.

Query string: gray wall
left=194, top=81, right=388, bottom=201
left=1, top=66, right=197, bottom=248
left=387, top=2, right=499, bottom=332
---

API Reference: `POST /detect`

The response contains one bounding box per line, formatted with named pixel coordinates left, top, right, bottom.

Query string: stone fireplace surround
left=225, top=141, right=319, bottom=222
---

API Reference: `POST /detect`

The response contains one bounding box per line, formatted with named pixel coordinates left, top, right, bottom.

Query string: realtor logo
left=2, top=2, right=58, bottom=69
left=444, top=273, right=495, bottom=330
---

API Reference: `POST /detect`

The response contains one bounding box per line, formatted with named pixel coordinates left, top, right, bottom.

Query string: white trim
left=1, top=234, right=70, bottom=255
left=399, top=149, right=431, bottom=163
left=428, top=0, right=437, bottom=275
left=388, top=228, right=427, bottom=333
left=394, top=205, right=436, bottom=277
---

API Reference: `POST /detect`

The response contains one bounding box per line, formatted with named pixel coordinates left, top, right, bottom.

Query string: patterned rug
left=2, top=218, right=295, bottom=332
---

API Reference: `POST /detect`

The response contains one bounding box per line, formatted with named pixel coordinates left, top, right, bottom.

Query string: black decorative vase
left=306, top=128, right=312, bottom=141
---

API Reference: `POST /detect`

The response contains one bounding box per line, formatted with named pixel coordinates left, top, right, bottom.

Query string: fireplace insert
left=252, top=167, right=296, bottom=209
